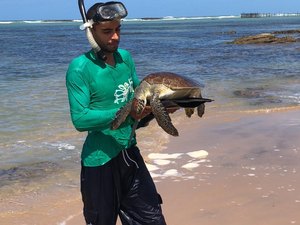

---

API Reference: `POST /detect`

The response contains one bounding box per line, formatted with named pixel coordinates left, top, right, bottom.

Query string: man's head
left=86, top=2, right=127, bottom=55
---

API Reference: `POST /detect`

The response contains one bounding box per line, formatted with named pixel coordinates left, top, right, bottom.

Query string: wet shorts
left=80, top=146, right=167, bottom=225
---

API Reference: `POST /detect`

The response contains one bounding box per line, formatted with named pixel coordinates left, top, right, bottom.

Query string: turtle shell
left=140, top=72, right=202, bottom=100
left=143, top=72, right=200, bottom=89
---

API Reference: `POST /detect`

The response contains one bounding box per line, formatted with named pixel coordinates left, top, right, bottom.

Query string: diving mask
left=93, top=1, right=128, bottom=22
left=80, top=1, right=127, bottom=30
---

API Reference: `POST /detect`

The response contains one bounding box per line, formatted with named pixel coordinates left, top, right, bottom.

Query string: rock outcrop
left=228, top=30, right=300, bottom=44
left=271, top=29, right=300, bottom=35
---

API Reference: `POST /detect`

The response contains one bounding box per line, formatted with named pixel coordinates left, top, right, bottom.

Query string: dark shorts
left=80, top=146, right=167, bottom=225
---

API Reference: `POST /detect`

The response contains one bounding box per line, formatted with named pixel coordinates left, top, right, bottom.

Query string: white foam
left=185, top=176, right=196, bottom=180
left=51, top=143, right=76, bottom=150
left=153, top=159, right=171, bottom=166
left=197, top=159, right=208, bottom=163
left=163, top=169, right=179, bottom=177
left=57, top=211, right=82, bottom=225
left=182, top=162, right=199, bottom=169
left=187, top=150, right=208, bottom=159
left=0, top=21, right=13, bottom=24
left=145, top=163, right=160, bottom=172
left=148, top=153, right=182, bottom=160
left=150, top=172, right=162, bottom=178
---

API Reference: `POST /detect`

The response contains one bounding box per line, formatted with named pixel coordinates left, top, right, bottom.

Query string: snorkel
left=78, top=1, right=128, bottom=61
left=78, top=0, right=106, bottom=61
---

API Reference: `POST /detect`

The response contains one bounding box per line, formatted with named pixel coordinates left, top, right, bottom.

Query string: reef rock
left=230, top=33, right=297, bottom=44
left=271, top=29, right=300, bottom=35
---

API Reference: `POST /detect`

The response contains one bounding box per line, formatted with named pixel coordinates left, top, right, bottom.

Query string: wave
left=0, top=21, right=13, bottom=24
left=0, top=20, right=81, bottom=25
left=162, top=15, right=239, bottom=20
left=233, top=105, right=300, bottom=114
left=124, top=15, right=240, bottom=22
left=23, top=20, right=43, bottom=23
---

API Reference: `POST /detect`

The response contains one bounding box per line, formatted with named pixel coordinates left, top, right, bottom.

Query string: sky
left=0, top=0, right=300, bottom=20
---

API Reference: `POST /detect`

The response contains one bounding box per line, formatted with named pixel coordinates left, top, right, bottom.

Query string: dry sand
left=1, top=109, right=300, bottom=225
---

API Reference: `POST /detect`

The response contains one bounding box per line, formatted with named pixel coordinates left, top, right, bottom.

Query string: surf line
left=57, top=211, right=82, bottom=225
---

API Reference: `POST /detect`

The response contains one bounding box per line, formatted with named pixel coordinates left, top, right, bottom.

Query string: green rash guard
left=66, top=49, right=140, bottom=167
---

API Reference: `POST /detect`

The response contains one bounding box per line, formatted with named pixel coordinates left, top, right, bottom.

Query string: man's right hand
left=130, top=105, right=152, bottom=121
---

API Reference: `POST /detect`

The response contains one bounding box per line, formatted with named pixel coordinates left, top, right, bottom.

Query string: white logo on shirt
left=114, top=78, right=134, bottom=104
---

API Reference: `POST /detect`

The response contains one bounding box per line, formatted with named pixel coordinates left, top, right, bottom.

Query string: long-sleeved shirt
left=66, top=49, right=140, bottom=166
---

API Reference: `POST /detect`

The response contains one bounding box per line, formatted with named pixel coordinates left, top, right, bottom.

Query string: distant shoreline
left=241, top=12, right=300, bottom=18
left=1, top=13, right=300, bottom=23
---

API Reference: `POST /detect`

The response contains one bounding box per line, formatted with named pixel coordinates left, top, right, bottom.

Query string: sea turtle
left=111, top=72, right=212, bottom=136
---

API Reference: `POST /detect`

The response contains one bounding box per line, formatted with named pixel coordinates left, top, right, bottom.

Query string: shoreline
left=1, top=108, right=300, bottom=224
left=159, top=108, right=300, bottom=225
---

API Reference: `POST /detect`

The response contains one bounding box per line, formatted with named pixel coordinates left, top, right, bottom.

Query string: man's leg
left=81, top=162, right=119, bottom=225
left=118, top=147, right=167, bottom=225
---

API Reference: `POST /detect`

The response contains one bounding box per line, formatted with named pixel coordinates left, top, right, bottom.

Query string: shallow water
left=0, top=17, right=299, bottom=197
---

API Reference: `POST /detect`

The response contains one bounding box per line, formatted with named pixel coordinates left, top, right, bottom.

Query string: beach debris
left=229, top=32, right=298, bottom=44
left=111, top=72, right=213, bottom=136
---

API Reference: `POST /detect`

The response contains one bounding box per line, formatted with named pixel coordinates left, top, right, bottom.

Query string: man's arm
left=66, top=68, right=117, bottom=132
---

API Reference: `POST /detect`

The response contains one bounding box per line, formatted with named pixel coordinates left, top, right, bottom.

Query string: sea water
left=0, top=17, right=299, bottom=196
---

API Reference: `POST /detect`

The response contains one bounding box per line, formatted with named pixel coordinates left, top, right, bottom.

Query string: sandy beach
left=1, top=108, right=300, bottom=225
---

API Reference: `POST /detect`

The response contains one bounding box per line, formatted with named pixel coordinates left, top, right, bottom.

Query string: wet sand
left=1, top=109, right=300, bottom=225
left=159, top=108, right=300, bottom=225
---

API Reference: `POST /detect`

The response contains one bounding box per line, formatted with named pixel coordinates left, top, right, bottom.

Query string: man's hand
left=130, top=105, right=152, bottom=121
left=129, top=97, right=181, bottom=121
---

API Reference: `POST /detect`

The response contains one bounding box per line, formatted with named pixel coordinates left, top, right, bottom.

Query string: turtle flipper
left=184, top=108, right=194, bottom=118
left=197, top=103, right=205, bottom=117
left=150, top=94, right=179, bottom=136
left=111, top=101, right=132, bottom=130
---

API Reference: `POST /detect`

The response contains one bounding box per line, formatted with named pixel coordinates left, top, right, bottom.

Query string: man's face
left=92, top=20, right=121, bottom=54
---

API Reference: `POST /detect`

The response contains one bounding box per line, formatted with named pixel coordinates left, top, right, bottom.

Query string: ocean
left=0, top=16, right=299, bottom=198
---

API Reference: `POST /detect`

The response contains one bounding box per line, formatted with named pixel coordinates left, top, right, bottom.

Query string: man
left=66, top=2, right=167, bottom=225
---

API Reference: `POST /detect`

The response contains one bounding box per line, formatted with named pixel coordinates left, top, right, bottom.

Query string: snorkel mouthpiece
left=78, top=1, right=127, bottom=61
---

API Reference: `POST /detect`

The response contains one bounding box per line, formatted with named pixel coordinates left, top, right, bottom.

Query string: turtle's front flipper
left=150, top=94, right=179, bottom=136
left=111, top=101, right=132, bottom=130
